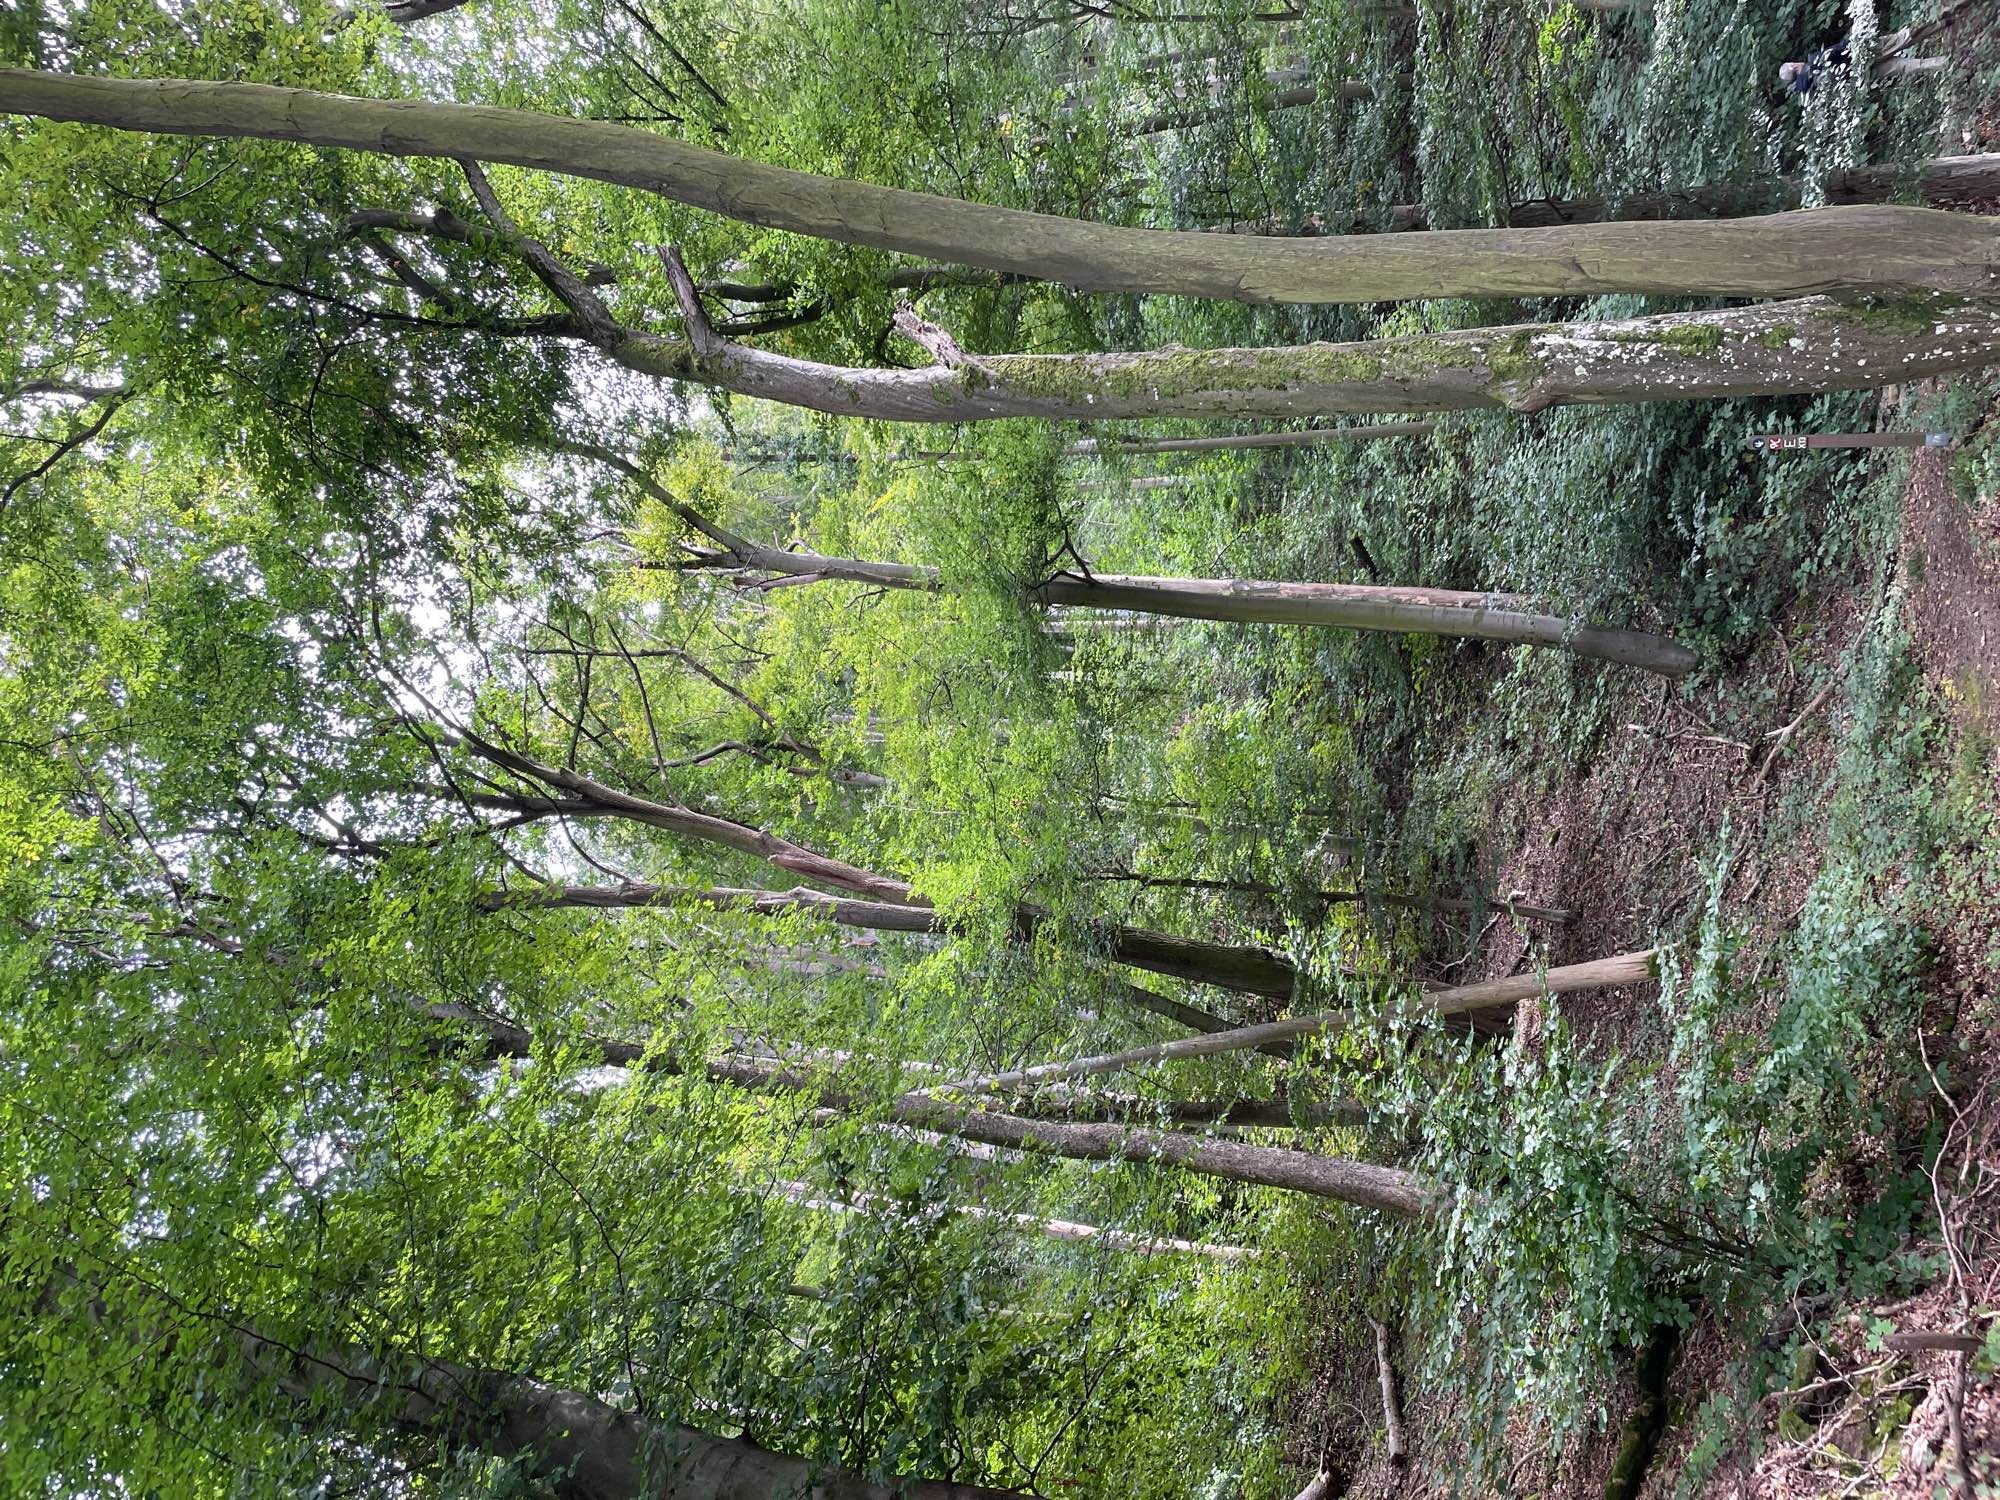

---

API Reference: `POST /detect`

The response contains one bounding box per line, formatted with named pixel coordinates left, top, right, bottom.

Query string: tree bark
left=923, top=950, right=1658, bottom=1098
left=5, top=71, right=1997, bottom=305
left=769, top=1178, right=1261, bottom=1260
left=23, top=1265, right=1028, bottom=1499
left=1066, top=422, right=1435, bottom=454
left=675, top=534, right=1695, bottom=676
left=244, top=1334, right=1027, bottom=1498
left=1371, top=155, right=2000, bottom=231
left=481, top=875, right=1298, bottom=1001
left=381, top=0, right=474, bottom=19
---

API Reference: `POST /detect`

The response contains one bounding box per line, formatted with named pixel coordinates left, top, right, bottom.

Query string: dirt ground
left=1283, top=398, right=2000, bottom=1499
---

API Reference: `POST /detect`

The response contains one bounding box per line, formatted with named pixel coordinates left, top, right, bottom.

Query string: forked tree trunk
left=4, top=71, right=1995, bottom=305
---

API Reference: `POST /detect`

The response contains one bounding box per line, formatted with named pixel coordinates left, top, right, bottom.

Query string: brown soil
left=1282, top=383, right=2000, bottom=1498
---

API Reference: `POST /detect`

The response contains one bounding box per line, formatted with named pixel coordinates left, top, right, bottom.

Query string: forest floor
left=1283, top=389, right=2000, bottom=1498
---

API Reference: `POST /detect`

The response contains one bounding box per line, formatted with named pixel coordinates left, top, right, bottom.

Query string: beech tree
left=4, top=71, right=1993, bottom=305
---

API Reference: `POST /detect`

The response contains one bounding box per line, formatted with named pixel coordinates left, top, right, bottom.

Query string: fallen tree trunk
left=6, top=70, right=1997, bottom=305
left=1370, top=1316, right=1409, bottom=1468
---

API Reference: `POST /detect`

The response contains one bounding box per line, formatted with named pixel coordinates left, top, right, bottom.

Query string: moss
left=1653, top=323, right=1727, bottom=356
left=1758, top=324, right=1798, bottom=350
left=991, top=342, right=1389, bottom=404
left=1486, top=328, right=1542, bottom=385
left=1603, top=1324, right=1680, bottom=1500
left=1832, top=294, right=1971, bottom=336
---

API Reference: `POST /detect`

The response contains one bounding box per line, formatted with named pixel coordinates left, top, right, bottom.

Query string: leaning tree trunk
left=481, top=873, right=1298, bottom=1001
left=600, top=294, right=2000, bottom=424
left=673, top=534, right=1694, bottom=674
left=403, top=999, right=1425, bottom=1211
left=4, top=71, right=1996, bottom=304
left=444, top=729, right=1301, bottom=998
left=926, top=950, right=1659, bottom=1097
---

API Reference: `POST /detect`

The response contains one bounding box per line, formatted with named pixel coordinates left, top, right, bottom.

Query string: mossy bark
left=603, top=295, right=2000, bottom=423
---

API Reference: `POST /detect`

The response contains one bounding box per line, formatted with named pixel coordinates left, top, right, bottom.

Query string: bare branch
left=458, top=158, right=623, bottom=348
left=657, top=243, right=726, bottom=359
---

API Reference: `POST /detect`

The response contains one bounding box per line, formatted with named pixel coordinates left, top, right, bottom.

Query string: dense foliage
left=2, top=0, right=1991, bottom=1496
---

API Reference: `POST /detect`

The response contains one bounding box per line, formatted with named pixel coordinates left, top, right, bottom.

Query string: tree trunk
left=678, top=535, right=1695, bottom=676
left=1129, top=78, right=1367, bottom=139
left=924, top=949, right=1658, bottom=1098
left=1370, top=1316, right=1409, bottom=1468
left=605, top=292, right=2000, bottom=424
left=414, top=994, right=1342, bottom=1133
left=5, top=71, right=1996, bottom=305
left=1091, top=872, right=1571, bottom=922
left=1066, top=421, right=1435, bottom=454
left=242, top=1333, right=1028, bottom=1498
left=481, top=876, right=1298, bottom=1002
left=889, top=1099, right=1429, bottom=1214
left=382, top=0, right=474, bottom=19
left=706, top=1052, right=1431, bottom=1211
left=1371, top=155, right=2000, bottom=231
left=769, top=1177, right=1261, bottom=1260
left=407, top=1006, right=1428, bottom=1212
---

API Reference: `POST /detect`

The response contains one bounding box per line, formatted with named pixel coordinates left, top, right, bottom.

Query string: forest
left=1, top=0, right=1998, bottom=1495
